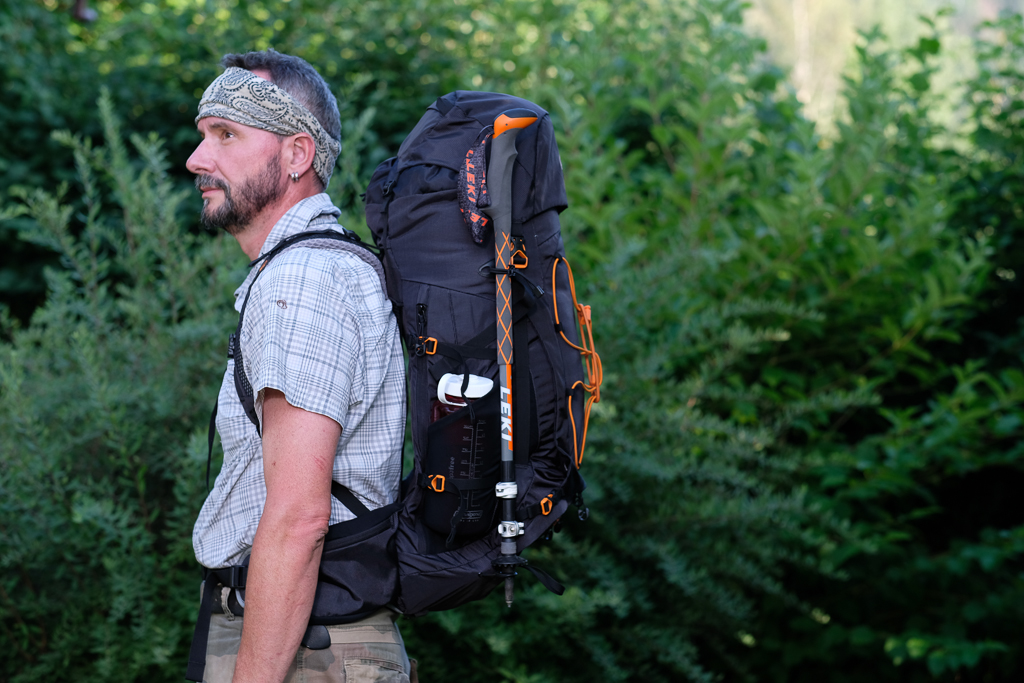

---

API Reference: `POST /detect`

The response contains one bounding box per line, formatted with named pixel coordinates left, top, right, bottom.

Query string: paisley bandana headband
left=196, top=67, right=341, bottom=187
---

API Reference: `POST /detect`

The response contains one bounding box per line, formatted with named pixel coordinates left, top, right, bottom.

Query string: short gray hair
left=220, top=49, right=341, bottom=143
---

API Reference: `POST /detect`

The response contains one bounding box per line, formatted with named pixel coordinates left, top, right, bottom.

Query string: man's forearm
left=232, top=512, right=327, bottom=682
left=232, top=388, right=339, bottom=683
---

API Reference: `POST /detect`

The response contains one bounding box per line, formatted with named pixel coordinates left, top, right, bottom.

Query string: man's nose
left=186, top=139, right=211, bottom=176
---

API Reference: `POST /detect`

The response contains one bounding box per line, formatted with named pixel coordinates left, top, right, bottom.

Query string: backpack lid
left=394, top=90, right=568, bottom=223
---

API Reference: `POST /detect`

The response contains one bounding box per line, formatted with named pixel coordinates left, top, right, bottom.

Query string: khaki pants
left=204, top=608, right=415, bottom=683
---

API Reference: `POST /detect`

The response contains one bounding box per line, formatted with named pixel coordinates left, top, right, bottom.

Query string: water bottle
left=430, top=373, right=494, bottom=422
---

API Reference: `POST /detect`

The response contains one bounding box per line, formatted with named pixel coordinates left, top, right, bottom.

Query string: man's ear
left=285, top=133, right=316, bottom=179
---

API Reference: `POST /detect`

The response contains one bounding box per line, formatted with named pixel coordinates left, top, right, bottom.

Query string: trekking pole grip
left=485, top=109, right=537, bottom=229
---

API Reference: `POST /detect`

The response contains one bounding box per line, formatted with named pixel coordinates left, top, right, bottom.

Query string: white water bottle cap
left=437, top=373, right=494, bottom=406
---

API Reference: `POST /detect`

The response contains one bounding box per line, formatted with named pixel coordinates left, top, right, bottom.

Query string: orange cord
left=552, top=257, right=603, bottom=468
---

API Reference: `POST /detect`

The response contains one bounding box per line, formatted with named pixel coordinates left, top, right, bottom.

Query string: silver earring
left=290, top=172, right=299, bottom=182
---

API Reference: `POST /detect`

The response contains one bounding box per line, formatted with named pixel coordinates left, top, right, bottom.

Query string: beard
left=196, top=155, right=285, bottom=235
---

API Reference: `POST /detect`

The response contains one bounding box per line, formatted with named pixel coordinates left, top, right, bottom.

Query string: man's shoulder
left=248, top=243, right=386, bottom=316
left=260, top=241, right=376, bottom=285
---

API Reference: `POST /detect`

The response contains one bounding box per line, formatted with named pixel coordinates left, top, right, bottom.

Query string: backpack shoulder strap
left=232, top=229, right=386, bottom=436
left=249, top=229, right=386, bottom=294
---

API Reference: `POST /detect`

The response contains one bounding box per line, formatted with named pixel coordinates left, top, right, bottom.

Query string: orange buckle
left=540, top=494, right=553, bottom=516
left=428, top=475, right=445, bottom=493
left=419, top=337, right=438, bottom=355
left=511, top=236, right=528, bottom=269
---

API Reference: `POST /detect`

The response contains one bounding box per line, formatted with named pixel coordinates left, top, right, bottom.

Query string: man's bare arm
left=232, top=388, right=340, bottom=683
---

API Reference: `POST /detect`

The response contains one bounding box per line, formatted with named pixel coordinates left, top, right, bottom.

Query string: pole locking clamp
left=498, top=521, right=525, bottom=538
left=495, top=482, right=518, bottom=499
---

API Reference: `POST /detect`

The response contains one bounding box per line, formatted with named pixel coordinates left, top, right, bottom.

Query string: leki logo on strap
left=458, top=131, right=493, bottom=244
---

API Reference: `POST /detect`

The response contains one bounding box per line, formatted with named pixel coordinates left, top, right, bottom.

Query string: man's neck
left=235, top=186, right=322, bottom=260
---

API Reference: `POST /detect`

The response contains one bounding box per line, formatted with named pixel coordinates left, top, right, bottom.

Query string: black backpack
left=365, top=90, right=601, bottom=615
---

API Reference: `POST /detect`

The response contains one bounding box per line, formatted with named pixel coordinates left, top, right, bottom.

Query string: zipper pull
left=414, top=304, right=428, bottom=356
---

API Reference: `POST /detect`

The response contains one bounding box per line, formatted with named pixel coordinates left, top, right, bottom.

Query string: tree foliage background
left=1, top=0, right=1022, bottom=681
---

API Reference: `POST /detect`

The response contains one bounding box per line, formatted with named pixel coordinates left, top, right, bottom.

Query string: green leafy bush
left=745, top=21, right=1024, bottom=683
left=0, top=93, right=242, bottom=682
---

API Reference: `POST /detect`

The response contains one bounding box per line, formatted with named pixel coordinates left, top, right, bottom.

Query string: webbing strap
left=248, top=229, right=384, bottom=293
left=185, top=577, right=219, bottom=681
left=425, top=305, right=538, bottom=383
left=419, top=319, right=495, bottom=365
left=517, top=487, right=566, bottom=522
left=431, top=339, right=496, bottom=362
left=418, top=473, right=498, bottom=492
left=525, top=564, right=565, bottom=595
left=206, top=401, right=217, bottom=493
left=420, top=473, right=501, bottom=547
left=185, top=565, right=248, bottom=681
left=479, top=561, right=565, bottom=596
left=331, top=481, right=371, bottom=516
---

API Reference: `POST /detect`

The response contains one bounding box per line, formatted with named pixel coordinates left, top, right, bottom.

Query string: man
left=185, top=50, right=412, bottom=683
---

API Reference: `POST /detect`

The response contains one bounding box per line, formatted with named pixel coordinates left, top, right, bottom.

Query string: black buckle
left=575, top=493, right=589, bottom=522
left=228, top=565, right=246, bottom=589
left=478, top=262, right=544, bottom=298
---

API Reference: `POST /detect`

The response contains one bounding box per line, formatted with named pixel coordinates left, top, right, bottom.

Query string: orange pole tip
left=494, top=111, right=538, bottom=138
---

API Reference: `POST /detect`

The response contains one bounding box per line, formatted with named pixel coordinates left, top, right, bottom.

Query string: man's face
left=186, top=117, right=286, bottom=235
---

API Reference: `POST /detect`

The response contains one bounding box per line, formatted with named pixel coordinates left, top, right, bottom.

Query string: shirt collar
left=258, top=193, right=343, bottom=257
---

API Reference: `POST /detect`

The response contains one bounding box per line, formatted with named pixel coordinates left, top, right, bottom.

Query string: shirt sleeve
left=239, top=251, right=365, bottom=430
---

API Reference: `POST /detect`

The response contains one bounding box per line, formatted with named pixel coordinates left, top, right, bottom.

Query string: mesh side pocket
left=421, top=387, right=501, bottom=543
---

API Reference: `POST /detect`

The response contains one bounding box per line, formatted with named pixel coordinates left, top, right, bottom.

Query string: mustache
left=195, top=175, right=229, bottom=193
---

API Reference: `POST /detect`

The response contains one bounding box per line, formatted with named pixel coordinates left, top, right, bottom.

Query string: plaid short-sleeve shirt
left=193, top=194, right=406, bottom=569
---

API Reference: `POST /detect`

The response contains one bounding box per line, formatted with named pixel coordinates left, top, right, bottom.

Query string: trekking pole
left=482, top=108, right=538, bottom=607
